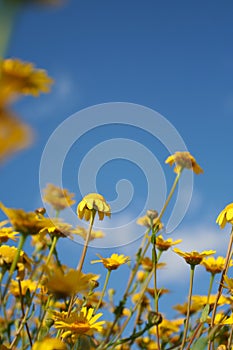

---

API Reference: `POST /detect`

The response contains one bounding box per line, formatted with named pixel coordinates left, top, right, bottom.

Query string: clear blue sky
left=1, top=0, right=233, bottom=321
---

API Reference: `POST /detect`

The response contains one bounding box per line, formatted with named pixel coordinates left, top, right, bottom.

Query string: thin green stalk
left=66, top=211, right=96, bottom=319
left=227, top=326, right=233, bottom=350
left=180, top=265, right=195, bottom=350
left=0, top=0, right=21, bottom=59
left=209, top=226, right=233, bottom=350
left=95, top=269, right=111, bottom=313
left=152, top=232, right=161, bottom=350
left=18, top=279, right=32, bottom=347
left=207, top=273, right=215, bottom=304
left=2, top=233, right=27, bottom=300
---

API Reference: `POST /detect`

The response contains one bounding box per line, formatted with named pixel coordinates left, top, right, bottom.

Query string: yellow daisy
left=0, top=245, right=31, bottom=279
left=156, top=235, right=182, bottom=251
left=91, top=253, right=129, bottom=271
left=77, top=193, right=111, bottom=221
left=32, top=338, right=67, bottom=350
left=173, top=248, right=216, bottom=266
left=53, top=307, right=104, bottom=338
left=73, top=226, right=105, bottom=241
left=216, top=203, right=233, bottom=229
left=10, top=279, right=38, bottom=297
left=201, top=256, right=233, bottom=274
left=43, top=183, right=75, bottom=211
left=165, top=151, right=203, bottom=174
left=0, top=221, right=19, bottom=243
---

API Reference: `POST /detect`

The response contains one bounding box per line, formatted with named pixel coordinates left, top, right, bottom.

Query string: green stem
left=0, top=0, right=20, bottom=58
left=180, top=265, right=195, bottom=350
left=207, top=273, right=215, bottom=304
left=95, top=269, right=111, bottom=313
left=2, top=233, right=27, bottom=300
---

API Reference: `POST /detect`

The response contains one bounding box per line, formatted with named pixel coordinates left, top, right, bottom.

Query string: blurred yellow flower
left=141, top=256, right=166, bottom=272
left=0, top=203, right=55, bottom=235
left=165, top=151, right=203, bottom=174
left=53, top=307, right=105, bottom=338
left=0, top=109, right=32, bottom=162
left=223, top=275, right=233, bottom=294
left=91, top=253, right=129, bottom=271
left=77, top=193, right=111, bottom=221
left=216, top=203, right=233, bottom=229
left=173, top=248, right=216, bottom=266
left=192, top=294, right=230, bottom=307
left=156, top=235, right=182, bottom=251
left=45, top=268, right=95, bottom=298
left=74, top=226, right=105, bottom=241
left=0, top=221, right=18, bottom=243
left=137, top=210, right=163, bottom=231
left=173, top=301, right=202, bottom=316
left=201, top=256, right=233, bottom=274
left=43, top=183, right=75, bottom=211
left=10, top=279, right=38, bottom=297
left=0, top=58, right=53, bottom=103
left=0, top=245, right=31, bottom=279
left=32, top=338, right=67, bottom=350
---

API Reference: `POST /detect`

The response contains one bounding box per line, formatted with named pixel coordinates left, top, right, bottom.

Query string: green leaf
left=200, top=304, right=210, bottom=323
left=191, top=336, right=208, bottom=350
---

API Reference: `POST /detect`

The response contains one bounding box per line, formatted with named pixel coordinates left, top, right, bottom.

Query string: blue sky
left=1, top=0, right=233, bottom=321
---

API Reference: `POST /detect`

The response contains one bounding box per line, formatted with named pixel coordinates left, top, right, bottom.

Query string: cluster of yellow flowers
left=0, top=152, right=233, bottom=350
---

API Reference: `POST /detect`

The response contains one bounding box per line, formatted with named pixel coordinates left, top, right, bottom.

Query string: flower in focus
left=165, top=151, right=203, bottom=174
left=53, top=307, right=105, bottom=338
left=45, top=268, right=96, bottom=298
left=0, top=58, right=53, bottom=104
left=0, top=245, right=31, bottom=279
left=0, top=221, right=18, bottom=243
left=32, top=338, right=67, bottom=350
left=173, top=248, right=216, bottom=266
left=91, top=253, right=129, bottom=271
left=74, top=226, right=105, bottom=241
left=156, top=235, right=182, bottom=251
left=0, top=109, right=32, bottom=162
left=201, top=256, right=233, bottom=275
left=43, top=184, right=75, bottom=212
left=10, top=279, right=38, bottom=297
left=0, top=203, right=56, bottom=235
left=216, top=203, right=233, bottom=229
left=77, top=193, right=111, bottom=221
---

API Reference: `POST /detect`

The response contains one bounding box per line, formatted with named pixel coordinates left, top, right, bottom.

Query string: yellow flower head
left=0, top=58, right=53, bottom=103
left=32, top=338, right=67, bottom=350
left=77, top=193, right=111, bottom=221
left=223, top=275, right=233, bottom=295
left=10, top=279, right=38, bottom=297
left=201, top=256, right=233, bottom=274
left=45, top=268, right=96, bottom=298
left=43, top=184, right=75, bottom=211
left=192, top=294, right=230, bottom=308
left=0, top=221, right=19, bottom=243
left=91, top=253, right=129, bottom=271
left=0, top=202, right=55, bottom=236
left=141, top=256, right=166, bottom=272
left=0, top=109, right=32, bottom=162
left=0, top=245, right=31, bottom=279
left=74, top=226, right=105, bottom=241
left=53, top=306, right=105, bottom=338
left=216, top=203, right=233, bottom=229
left=165, top=151, right=203, bottom=174
left=173, top=248, right=216, bottom=266
left=156, top=235, right=182, bottom=251
left=173, top=301, right=202, bottom=316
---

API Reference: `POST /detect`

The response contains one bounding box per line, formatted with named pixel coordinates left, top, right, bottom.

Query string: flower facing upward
left=91, top=253, right=129, bottom=270
left=173, top=248, right=216, bottom=266
left=165, top=151, right=203, bottom=174
left=43, top=184, right=75, bottom=211
left=77, top=193, right=111, bottom=221
left=216, top=203, right=233, bottom=229
left=201, top=256, right=233, bottom=274
left=53, top=307, right=104, bottom=338
left=156, top=235, right=182, bottom=251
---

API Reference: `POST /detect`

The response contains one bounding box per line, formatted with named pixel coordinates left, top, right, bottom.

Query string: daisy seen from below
left=155, top=235, right=182, bottom=252
left=216, top=203, right=233, bottom=229
left=77, top=193, right=111, bottom=221
left=53, top=306, right=105, bottom=338
left=173, top=248, right=216, bottom=266
left=91, top=253, right=130, bottom=271
left=165, top=151, right=203, bottom=174
left=201, top=256, right=233, bottom=275
left=74, top=226, right=105, bottom=241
